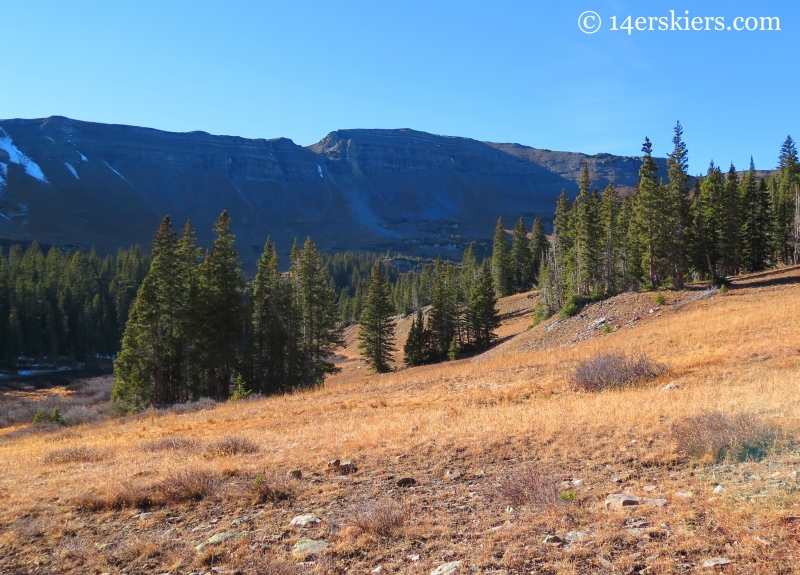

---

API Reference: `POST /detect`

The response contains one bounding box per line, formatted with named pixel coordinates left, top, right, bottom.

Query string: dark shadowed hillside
left=0, top=117, right=667, bottom=264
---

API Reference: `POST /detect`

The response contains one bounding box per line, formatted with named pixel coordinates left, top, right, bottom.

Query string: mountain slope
left=0, top=117, right=666, bottom=263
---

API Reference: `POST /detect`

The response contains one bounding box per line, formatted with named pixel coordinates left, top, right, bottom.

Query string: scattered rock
left=661, top=382, right=679, bottom=392
left=396, top=477, right=417, bottom=487
left=676, top=491, right=693, bottom=498
left=598, top=557, right=614, bottom=569
left=195, top=532, right=238, bottom=552
left=605, top=494, right=641, bottom=510
left=288, top=469, right=302, bottom=479
left=713, top=485, right=725, bottom=494
left=291, top=538, right=328, bottom=558
left=430, top=561, right=463, bottom=575
left=543, top=535, right=564, bottom=546
left=327, top=460, right=357, bottom=475
left=643, top=485, right=657, bottom=492
left=231, top=510, right=264, bottom=526
left=372, top=567, right=383, bottom=574
left=624, top=519, right=651, bottom=529
left=626, top=528, right=649, bottom=538
left=641, top=497, right=668, bottom=508
left=564, top=530, right=590, bottom=542
left=610, top=474, right=623, bottom=484
left=702, top=557, right=731, bottom=568
left=444, top=470, right=462, bottom=480
left=408, top=554, right=421, bottom=562
left=572, top=478, right=584, bottom=486
left=289, top=514, right=321, bottom=528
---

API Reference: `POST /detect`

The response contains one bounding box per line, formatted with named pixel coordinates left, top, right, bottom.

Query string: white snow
left=317, top=164, right=324, bottom=178
left=0, top=162, right=7, bottom=190
left=0, top=127, right=49, bottom=183
left=103, top=160, right=133, bottom=186
left=78, top=152, right=88, bottom=162
left=64, top=162, right=79, bottom=179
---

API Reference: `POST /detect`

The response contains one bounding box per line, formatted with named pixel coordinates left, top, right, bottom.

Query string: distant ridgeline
left=0, top=242, right=150, bottom=369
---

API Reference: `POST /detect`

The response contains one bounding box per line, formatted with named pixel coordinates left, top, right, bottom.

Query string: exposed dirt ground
left=2, top=267, right=800, bottom=575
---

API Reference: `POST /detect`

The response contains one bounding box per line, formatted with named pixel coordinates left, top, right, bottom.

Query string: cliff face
left=0, top=117, right=665, bottom=264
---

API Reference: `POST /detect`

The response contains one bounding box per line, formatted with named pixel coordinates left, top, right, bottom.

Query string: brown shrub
left=44, top=446, right=106, bottom=464
left=205, top=435, right=259, bottom=457
left=571, top=352, right=667, bottom=392
left=671, top=411, right=780, bottom=461
left=246, top=471, right=298, bottom=503
left=496, top=462, right=561, bottom=509
left=141, top=436, right=198, bottom=453
left=350, top=498, right=406, bottom=536
left=77, top=468, right=220, bottom=511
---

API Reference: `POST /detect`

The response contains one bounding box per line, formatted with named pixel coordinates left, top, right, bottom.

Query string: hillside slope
left=0, top=117, right=668, bottom=263
left=1, top=268, right=800, bottom=574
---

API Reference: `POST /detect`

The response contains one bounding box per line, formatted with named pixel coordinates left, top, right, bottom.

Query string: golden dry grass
left=2, top=268, right=800, bottom=574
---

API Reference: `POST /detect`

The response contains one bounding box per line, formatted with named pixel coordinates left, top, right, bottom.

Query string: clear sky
left=1, top=0, right=796, bottom=174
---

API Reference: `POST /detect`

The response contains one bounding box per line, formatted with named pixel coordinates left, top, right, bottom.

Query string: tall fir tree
left=740, top=159, right=772, bottom=273
left=404, top=309, right=431, bottom=366
left=491, top=217, right=513, bottom=296
left=666, top=121, right=691, bottom=288
left=467, top=260, right=501, bottom=349
left=510, top=218, right=533, bottom=293
left=358, top=263, right=396, bottom=373
left=529, top=217, right=548, bottom=285
left=632, top=137, right=668, bottom=288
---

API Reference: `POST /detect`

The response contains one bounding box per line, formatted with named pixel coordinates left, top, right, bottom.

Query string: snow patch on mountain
left=318, top=164, right=323, bottom=178
left=0, top=162, right=7, bottom=191
left=64, top=162, right=79, bottom=179
left=0, top=128, right=49, bottom=183
left=103, top=160, right=133, bottom=186
left=78, top=152, right=88, bottom=162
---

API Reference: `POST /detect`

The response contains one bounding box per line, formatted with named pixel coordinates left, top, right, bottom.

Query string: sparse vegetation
left=204, top=435, right=259, bottom=457
left=671, top=411, right=781, bottom=462
left=571, top=352, right=667, bottom=392
left=247, top=471, right=298, bottom=503
left=43, top=445, right=106, bottom=464
left=497, top=463, right=561, bottom=509
left=350, top=498, right=407, bottom=536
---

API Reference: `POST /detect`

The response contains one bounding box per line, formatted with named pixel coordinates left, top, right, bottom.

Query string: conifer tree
left=598, top=183, right=620, bottom=295
left=632, top=137, right=667, bottom=288
left=510, top=218, right=533, bottom=292
left=574, top=162, right=601, bottom=295
left=467, top=260, right=501, bottom=349
left=666, top=121, right=691, bottom=288
left=404, top=309, right=430, bottom=367
left=529, top=217, right=548, bottom=284
left=491, top=217, right=512, bottom=296
left=740, top=161, right=772, bottom=272
left=358, top=263, right=396, bottom=373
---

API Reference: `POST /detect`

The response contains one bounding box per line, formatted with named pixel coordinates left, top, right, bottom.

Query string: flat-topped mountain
left=0, top=117, right=666, bottom=263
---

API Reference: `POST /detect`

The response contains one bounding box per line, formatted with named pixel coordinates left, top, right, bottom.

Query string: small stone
left=543, top=535, right=564, bottom=546
left=195, top=532, right=238, bottom=552
left=610, top=474, right=623, bottom=484
left=396, top=477, right=417, bottom=487
left=676, top=491, right=693, bottom=498
left=372, top=567, right=383, bottom=574
left=430, top=561, right=462, bottom=575
left=291, top=538, right=328, bottom=558
left=564, top=530, right=590, bottom=542
left=408, top=554, right=421, bottom=562
left=641, top=497, right=668, bottom=508
left=661, top=382, right=679, bottom=391
left=572, top=478, right=584, bottom=486
left=605, top=493, right=640, bottom=510
left=624, top=519, right=651, bottom=529
left=231, top=510, right=264, bottom=526
left=288, top=469, right=302, bottom=479
left=327, top=459, right=341, bottom=468
left=643, top=485, right=657, bottom=492
left=598, top=557, right=614, bottom=569
left=713, top=485, right=725, bottom=494
left=702, top=557, right=731, bottom=568
left=626, top=528, right=649, bottom=538
left=444, top=470, right=462, bottom=480
left=289, top=513, right=321, bottom=528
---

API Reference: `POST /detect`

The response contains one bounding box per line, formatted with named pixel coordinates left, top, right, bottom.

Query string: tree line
left=487, top=124, right=800, bottom=321
left=0, top=242, right=149, bottom=368
left=112, top=213, right=344, bottom=412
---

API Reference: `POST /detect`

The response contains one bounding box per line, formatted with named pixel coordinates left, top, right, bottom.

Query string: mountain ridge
left=0, top=116, right=666, bottom=265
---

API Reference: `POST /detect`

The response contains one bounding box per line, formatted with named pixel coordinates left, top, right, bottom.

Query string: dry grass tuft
left=496, top=462, right=561, bottom=509
left=204, top=435, right=259, bottom=457
left=246, top=471, right=299, bottom=503
left=43, top=445, right=106, bottom=464
left=140, top=436, right=198, bottom=453
left=571, top=351, right=667, bottom=391
left=77, top=468, right=220, bottom=511
left=350, top=498, right=407, bottom=536
left=671, top=411, right=781, bottom=462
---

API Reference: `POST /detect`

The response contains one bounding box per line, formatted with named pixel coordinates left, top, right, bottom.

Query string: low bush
left=141, top=436, right=198, bottom=453
left=558, top=296, right=580, bottom=319
left=247, top=471, right=298, bottom=503
left=62, top=406, right=101, bottom=425
left=44, top=446, right=106, bottom=464
left=571, top=352, right=667, bottom=392
left=350, top=498, right=407, bottom=536
left=496, top=462, right=561, bottom=509
left=671, top=411, right=780, bottom=462
left=205, top=435, right=259, bottom=457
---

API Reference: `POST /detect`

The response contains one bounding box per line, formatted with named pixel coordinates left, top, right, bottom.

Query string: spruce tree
left=666, top=121, right=691, bottom=288
left=467, top=260, right=501, bottom=349
left=598, top=183, right=620, bottom=295
left=632, top=137, right=667, bottom=288
left=510, top=218, right=533, bottom=293
left=740, top=160, right=772, bottom=272
left=529, top=218, right=548, bottom=284
left=574, top=162, right=601, bottom=295
left=491, top=217, right=513, bottom=296
left=404, top=309, right=430, bottom=366
left=358, top=263, right=396, bottom=373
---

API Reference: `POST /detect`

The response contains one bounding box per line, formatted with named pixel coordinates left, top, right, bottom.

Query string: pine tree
left=510, top=218, right=533, bottom=293
left=428, top=258, right=458, bottom=359
left=467, top=260, right=501, bottom=349
left=295, top=237, right=344, bottom=387
left=740, top=160, right=772, bottom=272
left=358, top=263, right=396, bottom=373
left=404, top=309, right=431, bottom=366
left=574, top=162, right=601, bottom=295
left=598, top=183, right=620, bottom=295
left=666, top=121, right=691, bottom=288
left=632, top=137, right=668, bottom=288
left=529, top=217, right=548, bottom=284
left=491, top=217, right=512, bottom=296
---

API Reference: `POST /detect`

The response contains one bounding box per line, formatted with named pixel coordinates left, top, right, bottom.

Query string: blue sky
left=1, top=0, right=796, bottom=174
